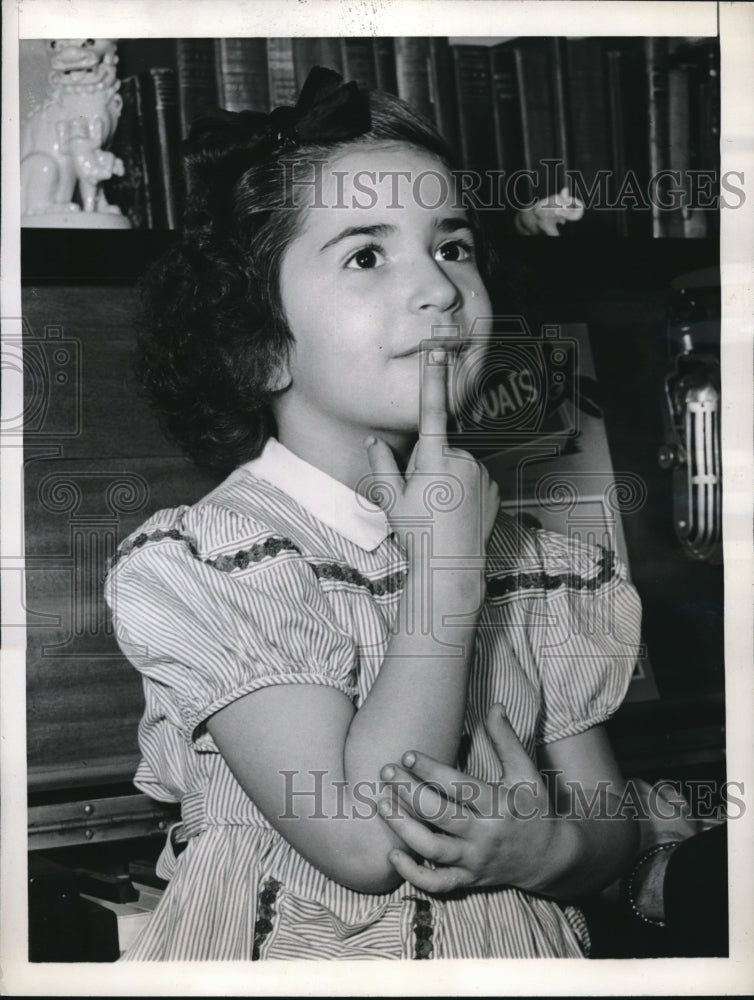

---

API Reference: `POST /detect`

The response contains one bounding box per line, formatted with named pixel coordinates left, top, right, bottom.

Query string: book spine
left=267, top=37, right=297, bottom=107
left=394, top=37, right=432, bottom=119
left=175, top=39, right=219, bottom=139
left=676, top=39, right=719, bottom=238
left=139, top=68, right=184, bottom=230
left=318, top=38, right=345, bottom=75
left=668, top=41, right=707, bottom=239
left=450, top=44, right=496, bottom=172
left=513, top=40, right=558, bottom=199
left=605, top=50, right=629, bottom=237
left=667, top=43, right=692, bottom=237
left=696, top=41, right=720, bottom=238
left=104, top=74, right=153, bottom=229
left=340, top=38, right=377, bottom=89
left=548, top=37, right=570, bottom=186
left=564, top=37, right=615, bottom=233
left=428, top=37, right=459, bottom=151
left=605, top=38, right=652, bottom=237
left=489, top=43, right=525, bottom=175
left=292, top=38, right=322, bottom=92
left=373, top=37, right=398, bottom=93
left=566, top=38, right=608, bottom=174
left=645, top=37, right=671, bottom=237
left=214, top=38, right=269, bottom=112
left=697, top=42, right=720, bottom=172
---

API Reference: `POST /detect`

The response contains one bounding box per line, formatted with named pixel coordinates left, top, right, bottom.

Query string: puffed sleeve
left=104, top=503, right=358, bottom=752
left=529, top=527, right=642, bottom=746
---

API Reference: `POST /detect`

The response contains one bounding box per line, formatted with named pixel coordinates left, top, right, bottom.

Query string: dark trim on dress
left=405, top=895, right=434, bottom=959
left=109, top=527, right=301, bottom=572
left=109, top=527, right=406, bottom=595
left=486, top=549, right=616, bottom=600
left=112, top=527, right=615, bottom=606
left=312, top=561, right=405, bottom=596
left=252, top=877, right=282, bottom=961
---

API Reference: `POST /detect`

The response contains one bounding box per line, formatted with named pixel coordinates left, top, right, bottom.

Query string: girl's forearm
left=344, top=557, right=483, bottom=790
left=207, top=556, right=485, bottom=896
left=283, top=561, right=484, bottom=894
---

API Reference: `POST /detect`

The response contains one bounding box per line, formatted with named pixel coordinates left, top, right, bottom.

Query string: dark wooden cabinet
left=23, top=278, right=219, bottom=797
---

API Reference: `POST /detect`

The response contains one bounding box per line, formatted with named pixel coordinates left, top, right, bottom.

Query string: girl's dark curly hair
left=136, top=86, right=495, bottom=474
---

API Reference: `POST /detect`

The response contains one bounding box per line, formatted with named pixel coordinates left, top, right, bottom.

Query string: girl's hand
left=378, top=704, right=569, bottom=895
left=365, top=349, right=500, bottom=558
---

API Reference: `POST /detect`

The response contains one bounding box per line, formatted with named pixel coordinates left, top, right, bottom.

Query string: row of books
left=467, top=35, right=720, bottom=238
left=105, top=36, right=720, bottom=237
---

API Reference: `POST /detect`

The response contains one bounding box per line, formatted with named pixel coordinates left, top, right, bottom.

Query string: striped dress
left=104, top=438, right=642, bottom=961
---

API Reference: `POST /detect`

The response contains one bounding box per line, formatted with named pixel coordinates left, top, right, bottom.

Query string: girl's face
left=275, top=144, right=492, bottom=449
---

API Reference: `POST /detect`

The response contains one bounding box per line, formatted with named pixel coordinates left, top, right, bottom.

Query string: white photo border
left=2, top=1, right=752, bottom=995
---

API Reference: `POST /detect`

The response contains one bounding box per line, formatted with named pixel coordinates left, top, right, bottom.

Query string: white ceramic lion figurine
left=21, top=38, right=126, bottom=221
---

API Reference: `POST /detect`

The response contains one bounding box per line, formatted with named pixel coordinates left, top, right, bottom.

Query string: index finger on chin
left=419, top=349, right=449, bottom=449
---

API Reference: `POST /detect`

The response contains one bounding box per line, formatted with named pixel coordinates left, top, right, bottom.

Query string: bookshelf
left=21, top=228, right=719, bottom=284
left=20, top=35, right=721, bottom=239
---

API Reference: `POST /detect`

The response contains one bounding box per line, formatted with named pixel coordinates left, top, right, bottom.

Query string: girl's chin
left=372, top=408, right=465, bottom=446
left=372, top=424, right=419, bottom=447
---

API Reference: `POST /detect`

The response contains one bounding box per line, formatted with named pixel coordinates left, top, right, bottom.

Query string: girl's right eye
left=345, top=246, right=385, bottom=270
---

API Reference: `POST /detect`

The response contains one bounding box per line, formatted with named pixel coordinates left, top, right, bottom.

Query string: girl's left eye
left=436, top=239, right=474, bottom=263
left=345, top=246, right=385, bottom=270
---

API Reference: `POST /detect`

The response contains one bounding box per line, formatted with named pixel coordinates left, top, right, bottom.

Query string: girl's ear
left=267, top=357, right=292, bottom=392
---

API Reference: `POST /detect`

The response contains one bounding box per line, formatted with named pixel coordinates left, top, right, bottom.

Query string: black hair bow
left=186, top=65, right=371, bottom=160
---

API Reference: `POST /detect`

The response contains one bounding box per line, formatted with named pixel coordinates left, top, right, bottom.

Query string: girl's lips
left=393, top=340, right=467, bottom=360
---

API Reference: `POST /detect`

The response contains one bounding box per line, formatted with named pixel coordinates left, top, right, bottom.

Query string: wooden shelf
left=21, top=228, right=720, bottom=285
left=21, top=228, right=176, bottom=283
left=494, top=234, right=719, bottom=293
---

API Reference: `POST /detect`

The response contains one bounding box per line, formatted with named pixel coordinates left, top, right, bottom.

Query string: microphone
left=657, top=269, right=722, bottom=564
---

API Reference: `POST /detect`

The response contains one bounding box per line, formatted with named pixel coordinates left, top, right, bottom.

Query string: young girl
left=104, top=67, right=642, bottom=960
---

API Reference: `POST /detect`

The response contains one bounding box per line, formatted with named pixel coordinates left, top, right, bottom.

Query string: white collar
left=239, top=438, right=391, bottom=552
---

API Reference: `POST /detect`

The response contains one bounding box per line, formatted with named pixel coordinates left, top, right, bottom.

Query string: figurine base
left=22, top=211, right=132, bottom=230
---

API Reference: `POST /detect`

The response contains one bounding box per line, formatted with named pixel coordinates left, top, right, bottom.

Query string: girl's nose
left=407, top=257, right=461, bottom=315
